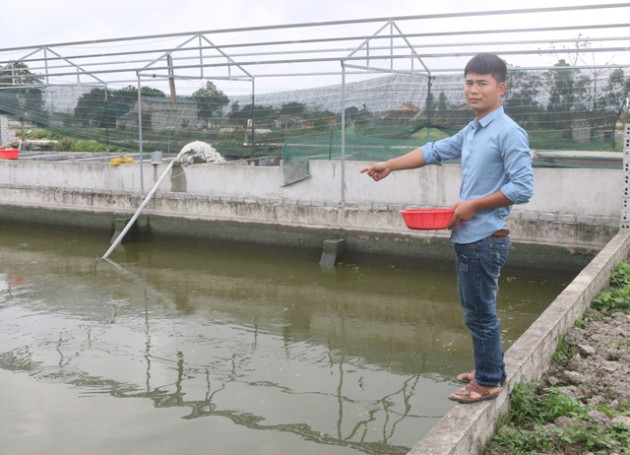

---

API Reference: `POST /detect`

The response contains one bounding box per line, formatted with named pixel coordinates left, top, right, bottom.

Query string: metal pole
left=102, top=150, right=184, bottom=259
left=137, top=73, right=144, bottom=192
left=340, top=63, right=346, bottom=203
left=426, top=76, right=433, bottom=140
left=167, top=53, right=177, bottom=104
left=250, top=77, right=255, bottom=158
left=622, top=123, right=630, bottom=231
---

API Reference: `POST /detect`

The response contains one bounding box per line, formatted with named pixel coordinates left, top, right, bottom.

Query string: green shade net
left=1, top=67, right=628, bottom=172
left=281, top=131, right=424, bottom=185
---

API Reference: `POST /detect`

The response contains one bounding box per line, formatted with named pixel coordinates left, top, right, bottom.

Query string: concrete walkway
left=408, top=229, right=630, bottom=455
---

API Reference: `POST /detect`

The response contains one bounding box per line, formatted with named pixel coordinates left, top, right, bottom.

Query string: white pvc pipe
left=102, top=151, right=183, bottom=259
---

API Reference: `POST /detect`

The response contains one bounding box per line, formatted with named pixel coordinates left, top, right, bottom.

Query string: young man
left=361, top=53, right=534, bottom=404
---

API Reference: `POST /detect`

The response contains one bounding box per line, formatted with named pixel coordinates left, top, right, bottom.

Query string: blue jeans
left=454, top=235, right=511, bottom=387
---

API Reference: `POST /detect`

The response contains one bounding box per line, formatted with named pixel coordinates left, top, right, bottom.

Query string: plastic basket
left=400, top=208, right=454, bottom=230
left=0, top=149, right=19, bottom=160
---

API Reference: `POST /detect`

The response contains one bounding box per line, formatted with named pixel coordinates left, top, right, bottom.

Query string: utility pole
left=167, top=54, right=177, bottom=104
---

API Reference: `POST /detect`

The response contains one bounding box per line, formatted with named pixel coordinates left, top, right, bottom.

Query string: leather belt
left=492, top=229, right=510, bottom=237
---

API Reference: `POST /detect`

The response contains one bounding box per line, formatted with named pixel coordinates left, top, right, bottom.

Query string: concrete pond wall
left=0, top=154, right=622, bottom=255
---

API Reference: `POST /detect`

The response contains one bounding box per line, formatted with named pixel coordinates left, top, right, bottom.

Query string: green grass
left=484, top=258, right=630, bottom=455
left=486, top=381, right=630, bottom=455
left=23, top=123, right=625, bottom=159
left=551, top=333, right=578, bottom=365
left=527, top=128, right=623, bottom=151
left=592, top=260, right=630, bottom=313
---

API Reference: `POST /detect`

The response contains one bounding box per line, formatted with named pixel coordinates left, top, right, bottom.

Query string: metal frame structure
left=2, top=3, right=630, bottom=193
left=2, top=4, right=629, bottom=83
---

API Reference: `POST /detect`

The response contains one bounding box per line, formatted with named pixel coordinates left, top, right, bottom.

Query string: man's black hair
left=464, top=53, right=507, bottom=83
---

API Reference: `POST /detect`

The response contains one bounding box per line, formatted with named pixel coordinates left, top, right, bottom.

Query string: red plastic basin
left=400, top=208, right=455, bottom=230
left=0, top=149, right=19, bottom=160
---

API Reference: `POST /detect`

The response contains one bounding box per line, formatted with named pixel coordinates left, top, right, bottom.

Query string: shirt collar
left=477, top=105, right=504, bottom=128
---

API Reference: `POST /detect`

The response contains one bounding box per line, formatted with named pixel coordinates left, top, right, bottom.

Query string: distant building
left=377, top=102, right=422, bottom=125
left=0, top=115, right=15, bottom=145
left=274, top=115, right=304, bottom=129
left=117, top=98, right=203, bottom=131
left=389, top=102, right=421, bottom=119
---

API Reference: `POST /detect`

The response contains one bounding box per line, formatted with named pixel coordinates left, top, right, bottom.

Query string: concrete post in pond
left=319, top=239, right=345, bottom=269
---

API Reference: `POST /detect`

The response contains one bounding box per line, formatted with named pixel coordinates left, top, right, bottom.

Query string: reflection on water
left=0, top=226, right=574, bottom=455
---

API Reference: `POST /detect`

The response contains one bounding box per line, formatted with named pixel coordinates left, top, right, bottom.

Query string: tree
left=0, top=62, right=45, bottom=124
left=424, top=91, right=436, bottom=114
left=603, top=69, right=630, bottom=116
left=73, top=85, right=167, bottom=128
left=432, top=91, right=451, bottom=125
left=228, top=103, right=276, bottom=127
left=227, top=102, right=248, bottom=124
left=279, top=102, right=305, bottom=116
left=504, top=68, right=543, bottom=127
left=547, top=34, right=622, bottom=131
left=544, top=60, right=590, bottom=132
left=551, top=34, right=615, bottom=116
left=0, top=62, right=43, bottom=86
left=191, top=81, right=229, bottom=123
left=114, top=85, right=166, bottom=102
left=437, top=91, right=450, bottom=111
left=74, top=88, right=110, bottom=127
left=305, top=107, right=336, bottom=129
left=602, top=68, right=630, bottom=135
left=344, top=106, right=359, bottom=122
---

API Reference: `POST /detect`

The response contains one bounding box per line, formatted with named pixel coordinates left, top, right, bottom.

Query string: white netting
left=178, top=140, right=225, bottom=165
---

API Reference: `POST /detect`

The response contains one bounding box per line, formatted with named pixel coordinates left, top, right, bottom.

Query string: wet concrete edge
left=407, top=229, right=630, bottom=455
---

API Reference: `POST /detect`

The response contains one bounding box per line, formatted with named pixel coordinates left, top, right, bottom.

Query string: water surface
left=0, top=226, right=574, bottom=454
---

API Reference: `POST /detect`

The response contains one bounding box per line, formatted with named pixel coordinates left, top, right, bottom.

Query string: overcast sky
left=2, top=0, right=628, bottom=95
left=3, top=0, right=622, bottom=48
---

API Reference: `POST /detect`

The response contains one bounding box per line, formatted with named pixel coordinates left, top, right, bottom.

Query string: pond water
left=0, top=226, right=576, bottom=455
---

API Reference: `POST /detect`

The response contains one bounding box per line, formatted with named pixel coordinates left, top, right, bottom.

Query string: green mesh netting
left=282, top=131, right=422, bottom=161
left=1, top=67, right=629, bottom=167
left=283, top=130, right=420, bottom=162
left=281, top=131, right=425, bottom=185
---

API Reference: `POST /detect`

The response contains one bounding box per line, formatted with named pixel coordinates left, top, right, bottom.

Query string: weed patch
left=485, top=258, right=630, bottom=455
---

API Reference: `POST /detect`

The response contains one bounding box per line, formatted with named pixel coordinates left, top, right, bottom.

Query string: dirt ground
left=531, top=309, right=630, bottom=454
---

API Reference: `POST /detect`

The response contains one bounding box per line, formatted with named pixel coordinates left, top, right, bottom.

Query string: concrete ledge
left=0, top=183, right=618, bottom=250
left=408, top=229, right=630, bottom=455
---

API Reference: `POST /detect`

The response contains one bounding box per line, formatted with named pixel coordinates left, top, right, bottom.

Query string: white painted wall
left=0, top=158, right=621, bottom=219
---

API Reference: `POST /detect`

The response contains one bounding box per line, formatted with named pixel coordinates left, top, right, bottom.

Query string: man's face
left=464, top=72, right=506, bottom=119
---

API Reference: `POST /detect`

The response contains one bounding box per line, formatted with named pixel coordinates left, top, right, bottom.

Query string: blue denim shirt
left=422, top=106, right=534, bottom=244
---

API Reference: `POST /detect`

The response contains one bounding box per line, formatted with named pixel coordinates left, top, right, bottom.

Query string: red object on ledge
left=400, top=208, right=455, bottom=230
left=0, top=149, right=19, bottom=160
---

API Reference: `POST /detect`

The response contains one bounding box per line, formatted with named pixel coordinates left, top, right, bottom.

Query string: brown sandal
left=457, top=370, right=505, bottom=386
left=448, top=379, right=501, bottom=404
left=457, top=370, right=475, bottom=383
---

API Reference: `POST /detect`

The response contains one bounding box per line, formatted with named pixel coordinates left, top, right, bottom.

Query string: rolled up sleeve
left=422, top=129, right=466, bottom=166
left=500, top=127, right=534, bottom=205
